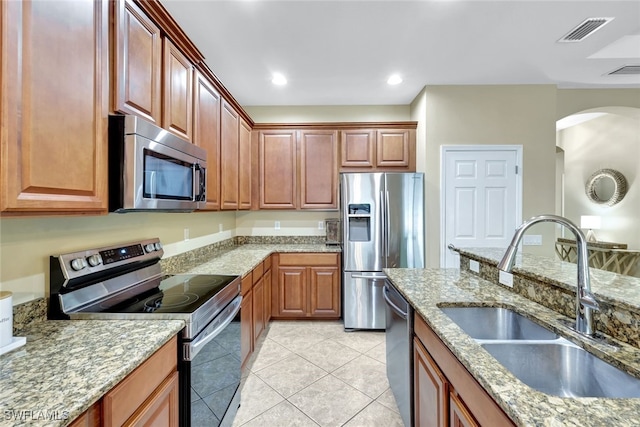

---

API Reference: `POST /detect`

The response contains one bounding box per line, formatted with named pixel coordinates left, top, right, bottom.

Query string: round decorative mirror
left=585, top=169, right=628, bottom=206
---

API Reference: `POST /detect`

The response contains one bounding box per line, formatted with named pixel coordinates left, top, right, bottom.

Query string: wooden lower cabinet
left=273, top=253, right=340, bottom=319
left=240, top=285, right=253, bottom=369
left=69, top=337, right=179, bottom=427
left=253, top=276, right=265, bottom=341
left=413, top=337, right=448, bottom=427
left=413, top=314, right=514, bottom=427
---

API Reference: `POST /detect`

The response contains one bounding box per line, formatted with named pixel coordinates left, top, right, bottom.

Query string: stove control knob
left=70, top=258, right=87, bottom=271
left=87, top=254, right=102, bottom=267
left=144, top=243, right=156, bottom=253
left=154, top=242, right=162, bottom=251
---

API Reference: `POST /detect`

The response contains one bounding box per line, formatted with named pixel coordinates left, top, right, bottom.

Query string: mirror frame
left=585, top=168, right=628, bottom=206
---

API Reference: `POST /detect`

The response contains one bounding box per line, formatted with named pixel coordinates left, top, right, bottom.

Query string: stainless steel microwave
left=108, top=115, right=206, bottom=212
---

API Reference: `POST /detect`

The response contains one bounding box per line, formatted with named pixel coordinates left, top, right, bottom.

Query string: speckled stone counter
left=0, top=319, right=184, bottom=427
left=162, top=243, right=341, bottom=277
left=384, top=268, right=640, bottom=427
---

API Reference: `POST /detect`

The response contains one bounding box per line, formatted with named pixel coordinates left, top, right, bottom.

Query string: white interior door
left=441, top=146, right=522, bottom=268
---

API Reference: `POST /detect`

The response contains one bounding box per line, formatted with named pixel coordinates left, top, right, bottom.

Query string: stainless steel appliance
left=341, top=172, right=424, bottom=330
left=383, top=281, right=413, bottom=427
left=49, top=238, right=241, bottom=427
left=109, top=115, right=207, bottom=212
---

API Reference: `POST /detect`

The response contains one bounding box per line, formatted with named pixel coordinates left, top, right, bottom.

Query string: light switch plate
left=274, top=221, right=281, bottom=230
left=523, top=235, right=542, bottom=246
left=499, top=270, right=514, bottom=288
left=469, top=259, right=480, bottom=273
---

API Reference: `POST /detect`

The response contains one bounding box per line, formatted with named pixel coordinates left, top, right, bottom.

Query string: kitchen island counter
left=384, top=268, right=640, bottom=427
left=0, top=319, right=184, bottom=427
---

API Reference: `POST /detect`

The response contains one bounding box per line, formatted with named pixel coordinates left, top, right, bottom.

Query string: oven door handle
left=185, top=295, right=242, bottom=361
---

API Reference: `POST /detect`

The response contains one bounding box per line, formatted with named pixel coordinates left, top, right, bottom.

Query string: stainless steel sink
left=481, top=340, right=640, bottom=398
left=440, top=307, right=558, bottom=340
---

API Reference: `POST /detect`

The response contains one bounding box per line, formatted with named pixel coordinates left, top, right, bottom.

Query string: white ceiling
left=159, top=0, right=640, bottom=106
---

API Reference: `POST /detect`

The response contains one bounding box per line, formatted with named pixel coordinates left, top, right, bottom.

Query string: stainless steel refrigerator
left=341, top=172, right=424, bottom=330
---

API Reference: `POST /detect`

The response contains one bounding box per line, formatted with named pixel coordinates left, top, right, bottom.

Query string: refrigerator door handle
left=385, top=190, right=390, bottom=259
left=380, top=190, right=386, bottom=259
left=351, top=274, right=387, bottom=281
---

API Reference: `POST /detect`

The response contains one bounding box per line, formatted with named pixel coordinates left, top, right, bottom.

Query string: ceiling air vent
left=558, top=17, right=614, bottom=42
left=607, top=65, right=640, bottom=75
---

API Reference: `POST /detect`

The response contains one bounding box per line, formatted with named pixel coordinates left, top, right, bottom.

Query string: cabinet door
left=240, top=289, right=253, bottom=368
left=277, top=266, right=307, bottom=316
left=220, top=100, right=239, bottom=210
left=252, top=276, right=265, bottom=343
left=162, top=38, right=193, bottom=142
left=239, top=118, right=252, bottom=210
left=112, top=0, right=161, bottom=124
left=1, top=0, right=108, bottom=214
left=259, top=131, right=297, bottom=209
left=340, top=130, right=375, bottom=169
left=193, top=71, right=221, bottom=210
left=449, top=392, right=479, bottom=427
left=69, top=401, right=101, bottom=427
left=264, top=265, right=272, bottom=323
left=299, top=130, right=338, bottom=209
left=309, top=266, right=340, bottom=317
left=126, top=371, right=179, bottom=427
left=414, top=337, right=448, bottom=427
left=376, top=129, right=410, bottom=168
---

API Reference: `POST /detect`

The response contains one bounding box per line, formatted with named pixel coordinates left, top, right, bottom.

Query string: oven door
left=182, top=295, right=242, bottom=427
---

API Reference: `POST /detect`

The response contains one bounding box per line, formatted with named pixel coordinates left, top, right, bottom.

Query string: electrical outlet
left=469, top=260, right=480, bottom=273
left=523, top=235, right=542, bottom=246
left=318, top=221, right=324, bottom=230
left=218, top=223, right=223, bottom=233
left=499, top=270, right=514, bottom=288
left=184, top=228, right=190, bottom=241
left=275, top=221, right=280, bottom=230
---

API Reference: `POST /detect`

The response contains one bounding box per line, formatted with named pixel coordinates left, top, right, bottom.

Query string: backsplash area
left=458, top=249, right=640, bottom=349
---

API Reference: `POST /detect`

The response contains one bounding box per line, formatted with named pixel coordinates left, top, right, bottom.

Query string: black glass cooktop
left=80, top=274, right=238, bottom=314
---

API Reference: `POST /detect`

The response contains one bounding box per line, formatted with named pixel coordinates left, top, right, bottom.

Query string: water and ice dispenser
left=347, top=204, right=371, bottom=241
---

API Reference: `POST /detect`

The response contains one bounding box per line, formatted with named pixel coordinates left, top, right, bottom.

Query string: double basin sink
left=440, top=307, right=640, bottom=398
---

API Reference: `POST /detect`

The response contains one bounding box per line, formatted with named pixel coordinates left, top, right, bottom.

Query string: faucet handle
left=579, top=290, right=599, bottom=310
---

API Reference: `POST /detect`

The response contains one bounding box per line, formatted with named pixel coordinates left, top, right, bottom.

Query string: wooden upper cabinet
left=1, top=0, right=109, bottom=215
left=193, top=70, right=221, bottom=211
left=221, top=100, right=240, bottom=210
left=299, top=130, right=338, bottom=209
left=340, top=126, right=416, bottom=172
left=162, top=38, right=193, bottom=142
left=239, top=118, right=252, bottom=210
left=376, top=129, right=410, bottom=168
left=112, top=0, right=162, bottom=124
left=340, top=130, right=375, bottom=169
left=259, top=131, right=297, bottom=209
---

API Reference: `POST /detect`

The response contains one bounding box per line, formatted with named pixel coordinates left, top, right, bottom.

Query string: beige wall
left=0, top=211, right=236, bottom=302
left=557, top=89, right=640, bottom=119
left=558, top=112, right=640, bottom=254
left=235, top=211, right=339, bottom=236
left=414, top=85, right=559, bottom=268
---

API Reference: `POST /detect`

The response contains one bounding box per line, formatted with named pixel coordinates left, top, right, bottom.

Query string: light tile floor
left=232, top=320, right=404, bottom=427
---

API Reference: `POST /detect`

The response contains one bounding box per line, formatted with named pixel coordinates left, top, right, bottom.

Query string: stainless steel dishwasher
left=384, top=280, right=412, bottom=427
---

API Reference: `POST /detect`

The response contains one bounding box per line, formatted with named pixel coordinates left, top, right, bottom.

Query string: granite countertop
left=174, top=243, right=341, bottom=276
left=457, top=247, right=640, bottom=313
left=0, top=319, right=184, bottom=427
left=384, top=268, right=640, bottom=427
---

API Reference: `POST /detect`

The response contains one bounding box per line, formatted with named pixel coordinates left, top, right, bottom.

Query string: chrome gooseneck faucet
left=497, top=214, right=599, bottom=336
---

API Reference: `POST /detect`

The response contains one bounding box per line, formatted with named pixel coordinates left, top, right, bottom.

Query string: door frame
left=439, top=145, right=523, bottom=268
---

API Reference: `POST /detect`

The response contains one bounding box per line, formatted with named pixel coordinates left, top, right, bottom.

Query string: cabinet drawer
left=252, top=262, right=264, bottom=284
left=241, top=273, right=253, bottom=296
left=278, top=253, right=338, bottom=266
left=103, top=336, right=177, bottom=427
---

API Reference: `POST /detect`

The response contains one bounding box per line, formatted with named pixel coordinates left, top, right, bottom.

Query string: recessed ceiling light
left=387, top=74, right=403, bottom=85
left=272, top=73, right=287, bottom=86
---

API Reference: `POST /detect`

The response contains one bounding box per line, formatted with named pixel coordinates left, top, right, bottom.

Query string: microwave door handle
left=194, top=164, right=206, bottom=202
